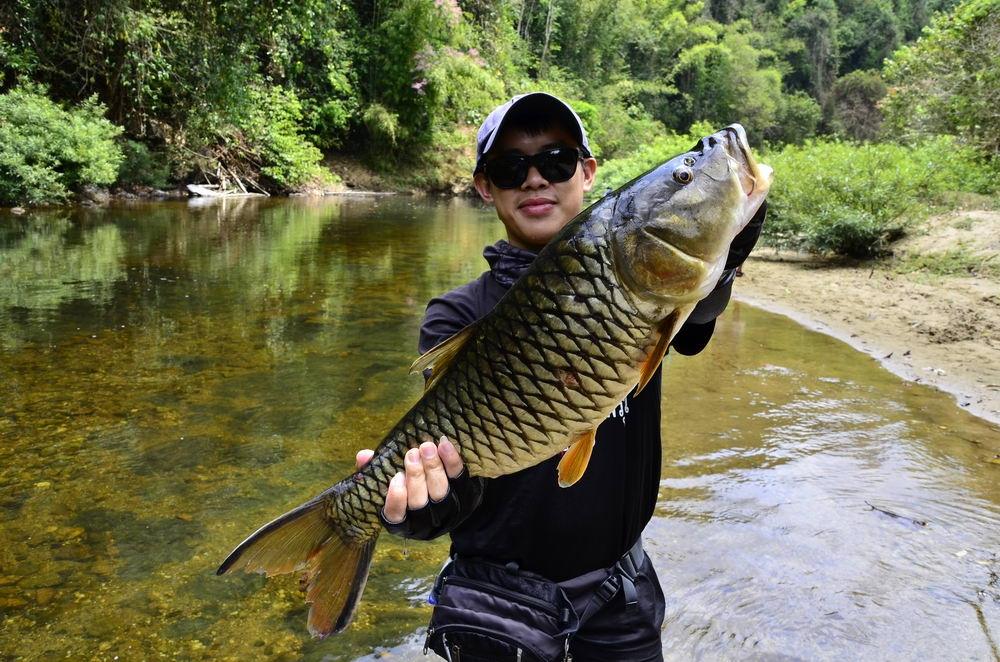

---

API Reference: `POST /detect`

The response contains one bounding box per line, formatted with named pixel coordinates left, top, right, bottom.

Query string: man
left=357, top=92, right=765, bottom=660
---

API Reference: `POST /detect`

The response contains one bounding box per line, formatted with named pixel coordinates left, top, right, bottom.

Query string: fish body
left=218, top=124, right=772, bottom=637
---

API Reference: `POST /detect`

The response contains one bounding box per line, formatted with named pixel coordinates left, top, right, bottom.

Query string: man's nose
left=521, top=165, right=548, bottom=189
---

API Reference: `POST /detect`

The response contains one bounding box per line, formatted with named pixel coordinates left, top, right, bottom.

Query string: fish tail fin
left=217, top=491, right=379, bottom=638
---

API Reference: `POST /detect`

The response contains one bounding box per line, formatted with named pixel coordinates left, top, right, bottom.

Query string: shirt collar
left=483, top=239, right=538, bottom=287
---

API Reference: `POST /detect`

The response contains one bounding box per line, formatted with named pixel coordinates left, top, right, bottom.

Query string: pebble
left=35, top=588, right=56, bottom=605
left=92, top=560, right=115, bottom=575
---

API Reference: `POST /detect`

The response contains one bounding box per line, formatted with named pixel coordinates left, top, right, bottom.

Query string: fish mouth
left=719, top=124, right=772, bottom=199
left=710, top=124, right=772, bottom=229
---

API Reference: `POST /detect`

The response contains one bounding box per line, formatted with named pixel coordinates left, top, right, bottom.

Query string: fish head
left=610, top=124, right=772, bottom=313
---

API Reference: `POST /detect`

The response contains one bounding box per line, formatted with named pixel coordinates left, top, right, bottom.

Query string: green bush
left=236, top=86, right=328, bottom=190
left=117, top=140, right=171, bottom=189
left=0, top=85, right=123, bottom=205
left=765, top=91, right=822, bottom=145
left=362, top=103, right=401, bottom=147
left=762, top=136, right=993, bottom=257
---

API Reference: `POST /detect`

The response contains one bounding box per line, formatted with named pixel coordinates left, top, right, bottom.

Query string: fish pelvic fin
left=634, top=306, right=693, bottom=396
left=409, top=323, right=477, bottom=391
left=216, top=491, right=378, bottom=638
left=557, top=427, right=598, bottom=487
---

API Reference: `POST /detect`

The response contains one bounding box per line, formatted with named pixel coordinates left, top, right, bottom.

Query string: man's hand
left=355, top=436, right=465, bottom=524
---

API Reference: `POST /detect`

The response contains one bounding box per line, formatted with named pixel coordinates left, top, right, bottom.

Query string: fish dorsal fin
left=634, top=305, right=694, bottom=396
left=557, top=427, right=598, bottom=488
left=409, top=324, right=477, bottom=391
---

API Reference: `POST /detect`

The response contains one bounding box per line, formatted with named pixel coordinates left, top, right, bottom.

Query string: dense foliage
left=761, top=137, right=988, bottom=257
left=882, top=0, right=1000, bottom=157
left=0, top=86, right=123, bottom=205
left=1, top=0, right=997, bottom=257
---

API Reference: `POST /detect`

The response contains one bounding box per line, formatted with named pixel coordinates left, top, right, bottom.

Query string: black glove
left=726, top=199, right=767, bottom=271
left=378, top=469, right=485, bottom=541
left=673, top=201, right=767, bottom=354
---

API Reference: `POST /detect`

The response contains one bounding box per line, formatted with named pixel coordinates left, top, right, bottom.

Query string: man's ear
left=580, top=157, right=598, bottom=193
left=473, top=172, right=494, bottom=203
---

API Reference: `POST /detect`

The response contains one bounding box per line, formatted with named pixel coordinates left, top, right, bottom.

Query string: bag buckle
left=594, top=574, right=620, bottom=604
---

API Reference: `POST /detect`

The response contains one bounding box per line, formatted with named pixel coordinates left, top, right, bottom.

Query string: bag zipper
left=430, top=623, right=561, bottom=661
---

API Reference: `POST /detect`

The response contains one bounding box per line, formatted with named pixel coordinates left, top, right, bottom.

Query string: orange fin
left=557, top=427, right=597, bottom=488
left=409, top=323, right=477, bottom=391
left=217, top=490, right=377, bottom=638
left=634, top=306, right=693, bottom=396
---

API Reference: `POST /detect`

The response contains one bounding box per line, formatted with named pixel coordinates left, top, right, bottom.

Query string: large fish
left=217, top=124, right=773, bottom=637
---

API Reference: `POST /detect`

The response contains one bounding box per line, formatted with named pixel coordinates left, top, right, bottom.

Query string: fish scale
left=217, top=124, right=772, bottom=638
left=345, top=213, right=651, bottom=488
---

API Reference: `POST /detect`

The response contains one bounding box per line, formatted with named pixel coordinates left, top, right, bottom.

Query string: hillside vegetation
left=1, top=0, right=997, bottom=255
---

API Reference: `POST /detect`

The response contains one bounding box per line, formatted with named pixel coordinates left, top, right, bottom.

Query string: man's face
left=474, top=125, right=597, bottom=251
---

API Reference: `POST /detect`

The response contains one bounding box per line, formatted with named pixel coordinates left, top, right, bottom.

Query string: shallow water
left=0, top=198, right=997, bottom=661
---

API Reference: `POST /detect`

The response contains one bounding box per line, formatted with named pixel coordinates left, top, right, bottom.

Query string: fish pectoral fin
left=409, top=323, right=477, bottom=391
left=634, top=305, right=694, bottom=396
left=557, top=427, right=598, bottom=488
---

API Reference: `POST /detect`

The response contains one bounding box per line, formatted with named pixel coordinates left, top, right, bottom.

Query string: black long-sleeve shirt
left=415, top=241, right=722, bottom=581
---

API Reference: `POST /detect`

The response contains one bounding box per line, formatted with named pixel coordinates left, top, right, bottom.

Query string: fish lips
left=721, top=124, right=772, bottom=211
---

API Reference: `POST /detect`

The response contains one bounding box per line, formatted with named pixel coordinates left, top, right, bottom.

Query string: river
left=1, top=197, right=998, bottom=661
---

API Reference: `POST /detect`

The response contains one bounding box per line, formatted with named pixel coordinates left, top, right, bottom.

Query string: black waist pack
left=424, top=557, right=580, bottom=662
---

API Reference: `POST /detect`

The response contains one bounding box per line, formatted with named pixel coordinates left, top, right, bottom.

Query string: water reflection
left=0, top=199, right=997, bottom=661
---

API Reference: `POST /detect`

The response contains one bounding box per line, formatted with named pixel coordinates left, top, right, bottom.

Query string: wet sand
left=736, top=241, right=1000, bottom=425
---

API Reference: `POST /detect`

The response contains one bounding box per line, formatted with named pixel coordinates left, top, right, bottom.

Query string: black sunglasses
left=480, top=147, right=585, bottom=189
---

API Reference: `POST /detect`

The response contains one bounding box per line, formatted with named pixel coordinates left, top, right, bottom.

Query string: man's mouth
left=518, top=197, right=557, bottom=216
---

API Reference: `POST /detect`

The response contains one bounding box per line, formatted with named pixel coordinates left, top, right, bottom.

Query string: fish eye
left=673, top=167, right=693, bottom=185
left=683, top=156, right=696, bottom=166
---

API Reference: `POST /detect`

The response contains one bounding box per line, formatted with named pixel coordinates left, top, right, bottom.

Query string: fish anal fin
left=409, top=324, right=477, bottom=391
left=557, top=427, right=597, bottom=488
left=635, top=306, right=693, bottom=396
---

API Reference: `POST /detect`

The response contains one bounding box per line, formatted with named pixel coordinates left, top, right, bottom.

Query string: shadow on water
left=1, top=198, right=997, bottom=661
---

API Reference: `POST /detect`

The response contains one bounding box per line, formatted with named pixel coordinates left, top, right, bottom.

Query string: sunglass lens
left=485, top=156, right=526, bottom=189
left=537, top=149, right=579, bottom=183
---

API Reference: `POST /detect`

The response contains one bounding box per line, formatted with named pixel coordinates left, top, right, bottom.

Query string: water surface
left=0, top=198, right=997, bottom=661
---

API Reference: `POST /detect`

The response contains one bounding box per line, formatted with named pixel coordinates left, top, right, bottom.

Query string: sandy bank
left=735, top=209, right=1000, bottom=425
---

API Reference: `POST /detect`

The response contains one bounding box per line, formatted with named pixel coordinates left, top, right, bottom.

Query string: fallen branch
left=865, top=501, right=928, bottom=527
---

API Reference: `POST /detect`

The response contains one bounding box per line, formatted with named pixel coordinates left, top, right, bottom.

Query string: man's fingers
left=437, top=436, right=464, bottom=478
left=404, top=448, right=429, bottom=511
left=420, top=441, right=449, bottom=502
left=355, top=449, right=375, bottom=470
left=383, top=472, right=407, bottom=524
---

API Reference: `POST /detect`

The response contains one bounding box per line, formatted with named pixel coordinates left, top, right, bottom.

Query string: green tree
left=765, top=90, right=822, bottom=145
left=836, top=0, right=902, bottom=72
left=666, top=21, right=783, bottom=139
left=830, top=70, right=886, bottom=142
left=882, top=0, right=1000, bottom=157
left=783, top=0, right=839, bottom=107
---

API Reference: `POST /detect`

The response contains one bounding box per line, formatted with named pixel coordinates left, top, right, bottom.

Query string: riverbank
left=735, top=209, right=1000, bottom=425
